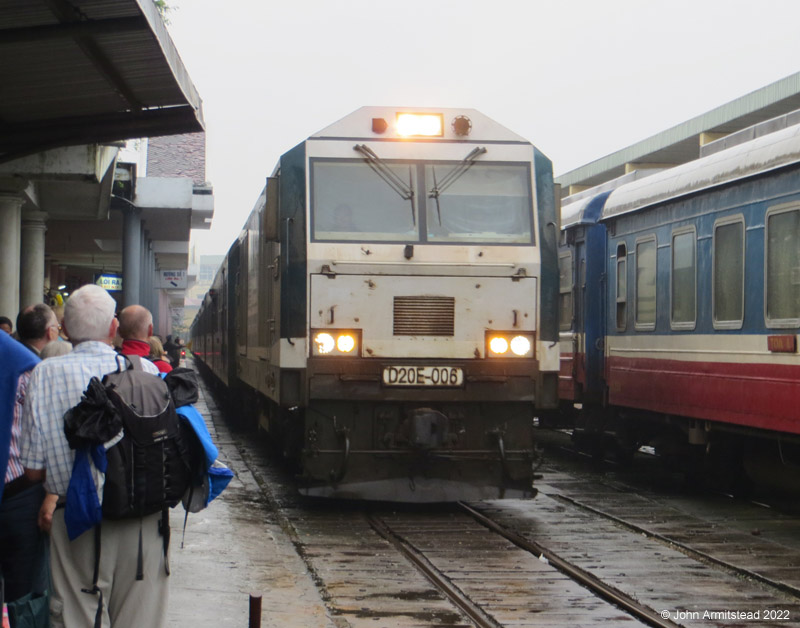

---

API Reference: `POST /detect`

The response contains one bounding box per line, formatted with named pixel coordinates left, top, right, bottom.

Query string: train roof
left=310, top=107, right=531, bottom=144
left=602, top=122, right=800, bottom=220
left=561, top=169, right=667, bottom=229
left=561, top=193, right=605, bottom=229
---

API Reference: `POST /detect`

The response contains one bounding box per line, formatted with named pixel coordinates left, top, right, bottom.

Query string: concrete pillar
left=122, top=205, right=142, bottom=306
left=150, top=247, right=158, bottom=317
left=20, top=211, right=48, bottom=308
left=144, top=241, right=152, bottom=313
left=139, top=232, right=147, bottom=307
left=0, top=195, right=23, bottom=320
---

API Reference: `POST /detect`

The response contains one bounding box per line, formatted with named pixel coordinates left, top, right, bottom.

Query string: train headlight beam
left=314, top=332, right=335, bottom=354
left=337, top=334, right=356, bottom=353
left=510, top=335, right=532, bottom=356
left=489, top=336, right=509, bottom=354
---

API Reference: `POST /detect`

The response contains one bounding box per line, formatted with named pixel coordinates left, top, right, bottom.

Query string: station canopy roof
left=0, top=0, right=204, bottom=163
left=556, top=71, right=800, bottom=197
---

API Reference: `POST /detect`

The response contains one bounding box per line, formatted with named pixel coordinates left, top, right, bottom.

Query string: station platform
left=167, top=379, right=337, bottom=628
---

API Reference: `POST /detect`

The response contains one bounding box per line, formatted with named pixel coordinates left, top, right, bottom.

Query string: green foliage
left=152, top=0, right=174, bottom=24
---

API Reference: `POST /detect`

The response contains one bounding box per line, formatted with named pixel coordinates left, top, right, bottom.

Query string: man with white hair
left=20, top=285, right=164, bottom=628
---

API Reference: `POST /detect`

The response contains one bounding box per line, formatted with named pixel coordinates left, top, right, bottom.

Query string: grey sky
left=163, top=0, right=800, bottom=256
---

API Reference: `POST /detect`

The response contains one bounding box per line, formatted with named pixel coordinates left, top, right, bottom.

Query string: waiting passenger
left=19, top=285, right=165, bottom=628
left=0, top=323, right=47, bottom=613
left=118, top=304, right=155, bottom=362
left=39, top=340, right=73, bottom=360
left=147, top=336, right=173, bottom=373
left=16, top=303, right=60, bottom=357
left=0, top=316, right=13, bottom=334
left=163, top=335, right=180, bottom=366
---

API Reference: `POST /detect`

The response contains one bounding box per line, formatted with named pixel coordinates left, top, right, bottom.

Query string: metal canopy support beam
left=43, top=0, right=142, bottom=110
left=0, top=16, right=148, bottom=45
left=0, top=107, right=200, bottom=164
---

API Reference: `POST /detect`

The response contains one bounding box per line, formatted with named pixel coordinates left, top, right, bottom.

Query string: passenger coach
left=557, top=121, right=800, bottom=480
left=192, top=107, right=560, bottom=501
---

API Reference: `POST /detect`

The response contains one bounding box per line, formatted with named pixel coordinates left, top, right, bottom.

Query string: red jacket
left=120, top=339, right=173, bottom=373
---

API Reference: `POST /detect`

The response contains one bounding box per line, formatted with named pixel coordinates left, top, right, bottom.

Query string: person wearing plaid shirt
left=20, top=285, right=165, bottom=628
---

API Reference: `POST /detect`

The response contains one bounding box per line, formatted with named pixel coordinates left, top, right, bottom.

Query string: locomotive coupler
left=406, top=407, right=450, bottom=450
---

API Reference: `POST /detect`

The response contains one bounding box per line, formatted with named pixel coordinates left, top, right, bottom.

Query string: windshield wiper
left=428, top=146, right=487, bottom=225
left=353, top=144, right=416, bottom=225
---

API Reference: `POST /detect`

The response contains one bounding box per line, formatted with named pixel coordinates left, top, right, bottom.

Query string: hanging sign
left=158, top=270, right=188, bottom=289
left=95, top=273, right=123, bottom=292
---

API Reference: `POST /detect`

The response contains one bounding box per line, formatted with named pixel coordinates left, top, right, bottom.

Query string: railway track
left=368, top=506, right=673, bottom=627
left=205, top=378, right=800, bottom=627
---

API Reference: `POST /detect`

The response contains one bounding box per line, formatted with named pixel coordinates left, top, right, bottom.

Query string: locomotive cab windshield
left=312, top=155, right=533, bottom=244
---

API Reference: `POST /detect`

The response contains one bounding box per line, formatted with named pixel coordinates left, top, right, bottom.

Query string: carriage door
left=582, top=224, right=608, bottom=403
left=574, top=240, right=587, bottom=391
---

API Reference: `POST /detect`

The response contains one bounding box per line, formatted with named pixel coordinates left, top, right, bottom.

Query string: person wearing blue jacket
left=0, top=327, right=46, bottom=614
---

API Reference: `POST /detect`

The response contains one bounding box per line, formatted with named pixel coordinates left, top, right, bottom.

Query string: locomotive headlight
left=510, top=335, right=532, bottom=356
left=396, top=113, right=444, bottom=137
left=486, top=332, right=534, bottom=358
left=312, top=329, right=362, bottom=356
left=489, top=336, right=509, bottom=354
left=337, top=334, right=356, bottom=353
left=314, top=332, right=335, bottom=355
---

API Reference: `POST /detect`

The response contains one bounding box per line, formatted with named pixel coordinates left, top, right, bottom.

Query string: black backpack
left=64, top=354, right=203, bottom=628
left=100, top=355, right=194, bottom=519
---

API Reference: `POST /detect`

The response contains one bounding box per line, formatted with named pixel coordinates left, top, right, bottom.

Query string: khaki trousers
left=49, top=509, right=169, bottom=628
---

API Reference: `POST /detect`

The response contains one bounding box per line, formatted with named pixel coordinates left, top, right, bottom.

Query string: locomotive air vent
left=393, top=296, right=455, bottom=336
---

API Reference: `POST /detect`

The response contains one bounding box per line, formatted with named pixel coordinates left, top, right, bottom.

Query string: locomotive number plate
left=382, top=366, right=464, bottom=387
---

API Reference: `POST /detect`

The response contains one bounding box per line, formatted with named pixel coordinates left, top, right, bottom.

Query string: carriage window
left=766, top=207, right=800, bottom=324
left=713, top=219, right=744, bottom=328
left=558, top=252, right=573, bottom=331
left=635, top=237, right=657, bottom=329
left=615, top=243, right=627, bottom=331
left=671, top=229, right=696, bottom=328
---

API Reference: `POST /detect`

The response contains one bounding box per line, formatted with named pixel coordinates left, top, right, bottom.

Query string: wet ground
left=166, top=384, right=337, bottom=628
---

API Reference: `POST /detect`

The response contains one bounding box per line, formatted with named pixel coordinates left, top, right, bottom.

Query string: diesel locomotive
left=191, top=107, right=561, bottom=501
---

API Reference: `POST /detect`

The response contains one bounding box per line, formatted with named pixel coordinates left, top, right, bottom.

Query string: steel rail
left=366, top=514, right=502, bottom=628
left=550, top=492, right=800, bottom=600
left=458, top=502, right=680, bottom=628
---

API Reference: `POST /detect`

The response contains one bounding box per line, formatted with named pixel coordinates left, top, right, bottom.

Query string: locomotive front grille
left=393, top=296, right=455, bottom=336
